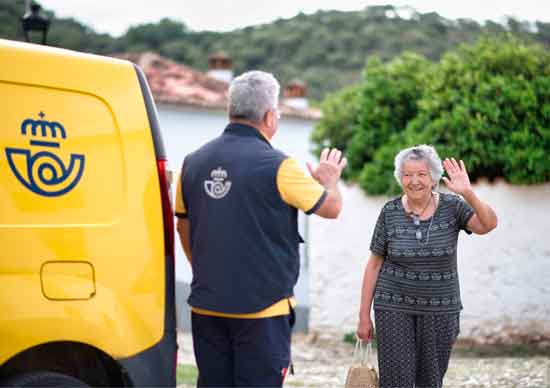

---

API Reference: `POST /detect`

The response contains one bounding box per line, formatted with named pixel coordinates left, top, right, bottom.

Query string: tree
left=118, top=18, right=188, bottom=52
left=312, top=37, right=550, bottom=195
left=312, top=53, right=433, bottom=183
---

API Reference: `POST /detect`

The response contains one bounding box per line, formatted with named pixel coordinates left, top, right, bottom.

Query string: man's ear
left=264, top=109, right=275, bottom=128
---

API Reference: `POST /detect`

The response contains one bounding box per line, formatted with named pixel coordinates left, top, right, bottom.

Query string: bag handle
left=353, top=337, right=374, bottom=366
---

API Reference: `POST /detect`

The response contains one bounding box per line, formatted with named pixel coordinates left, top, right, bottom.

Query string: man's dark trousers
left=191, top=312, right=293, bottom=387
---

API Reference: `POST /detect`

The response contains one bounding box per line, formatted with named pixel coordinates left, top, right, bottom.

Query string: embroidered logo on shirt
left=204, top=167, right=232, bottom=199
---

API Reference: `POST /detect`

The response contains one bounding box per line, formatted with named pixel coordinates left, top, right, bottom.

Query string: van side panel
left=0, top=82, right=124, bottom=224
left=0, top=40, right=167, bottom=366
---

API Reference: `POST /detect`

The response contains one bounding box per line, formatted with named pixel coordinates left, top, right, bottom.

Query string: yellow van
left=0, top=39, right=177, bottom=387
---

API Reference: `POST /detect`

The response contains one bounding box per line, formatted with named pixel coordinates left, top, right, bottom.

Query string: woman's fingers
left=357, top=328, right=370, bottom=342
left=459, top=159, right=467, bottom=173
left=357, top=318, right=374, bottom=342
left=445, top=157, right=464, bottom=177
left=366, top=327, right=373, bottom=342
left=447, top=158, right=455, bottom=172
left=451, top=157, right=461, bottom=171
left=443, top=159, right=453, bottom=175
left=320, top=147, right=330, bottom=162
left=339, top=157, right=348, bottom=170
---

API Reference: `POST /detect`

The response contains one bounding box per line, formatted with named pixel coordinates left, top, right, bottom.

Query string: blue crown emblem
left=21, top=111, right=66, bottom=142
left=5, top=112, right=85, bottom=197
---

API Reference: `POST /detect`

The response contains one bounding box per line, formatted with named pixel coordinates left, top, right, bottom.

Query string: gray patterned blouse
left=370, top=192, right=474, bottom=315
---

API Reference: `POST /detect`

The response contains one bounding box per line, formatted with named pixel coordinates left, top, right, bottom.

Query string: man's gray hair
left=228, top=71, right=280, bottom=122
left=394, top=144, right=444, bottom=188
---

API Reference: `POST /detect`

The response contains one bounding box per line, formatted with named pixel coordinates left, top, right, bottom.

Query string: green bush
left=313, top=36, right=550, bottom=195
left=313, top=54, right=433, bottom=181
left=311, top=84, right=363, bottom=179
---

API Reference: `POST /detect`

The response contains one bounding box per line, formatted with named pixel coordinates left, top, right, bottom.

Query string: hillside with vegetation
left=1, top=1, right=549, bottom=100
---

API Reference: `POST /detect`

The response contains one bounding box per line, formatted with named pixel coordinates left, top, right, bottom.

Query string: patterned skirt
left=374, top=309, right=460, bottom=388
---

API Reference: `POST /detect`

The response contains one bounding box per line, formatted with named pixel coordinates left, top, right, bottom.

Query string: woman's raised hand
left=442, top=158, right=472, bottom=196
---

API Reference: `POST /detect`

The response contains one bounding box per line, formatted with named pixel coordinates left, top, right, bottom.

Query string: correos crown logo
left=5, top=112, right=85, bottom=197
left=204, top=167, right=231, bottom=199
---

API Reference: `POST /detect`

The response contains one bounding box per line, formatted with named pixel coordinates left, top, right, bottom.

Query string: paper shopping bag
left=344, top=340, right=379, bottom=388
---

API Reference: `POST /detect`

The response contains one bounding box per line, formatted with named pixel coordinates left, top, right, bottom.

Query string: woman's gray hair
left=394, top=144, right=444, bottom=188
left=228, top=71, right=280, bottom=122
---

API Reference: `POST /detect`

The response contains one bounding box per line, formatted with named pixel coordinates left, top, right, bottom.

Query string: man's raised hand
left=306, top=147, right=347, bottom=188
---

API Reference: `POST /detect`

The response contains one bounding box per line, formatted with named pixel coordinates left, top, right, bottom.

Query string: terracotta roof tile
left=112, top=52, right=321, bottom=120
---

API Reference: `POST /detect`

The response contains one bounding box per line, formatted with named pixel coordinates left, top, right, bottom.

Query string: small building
left=207, top=51, right=234, bottom=84
left=115, top=52, right=321, bottom=332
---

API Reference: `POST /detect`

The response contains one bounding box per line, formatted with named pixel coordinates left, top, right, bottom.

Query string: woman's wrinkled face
left=401, top=159, right=434, bottom=201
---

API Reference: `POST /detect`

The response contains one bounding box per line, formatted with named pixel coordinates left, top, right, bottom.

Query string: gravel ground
left=177, top=331, right=550, bottom=387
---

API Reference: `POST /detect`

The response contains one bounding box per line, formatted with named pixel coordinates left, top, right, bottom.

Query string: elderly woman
left=357, top=145, right=497, bottom=388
